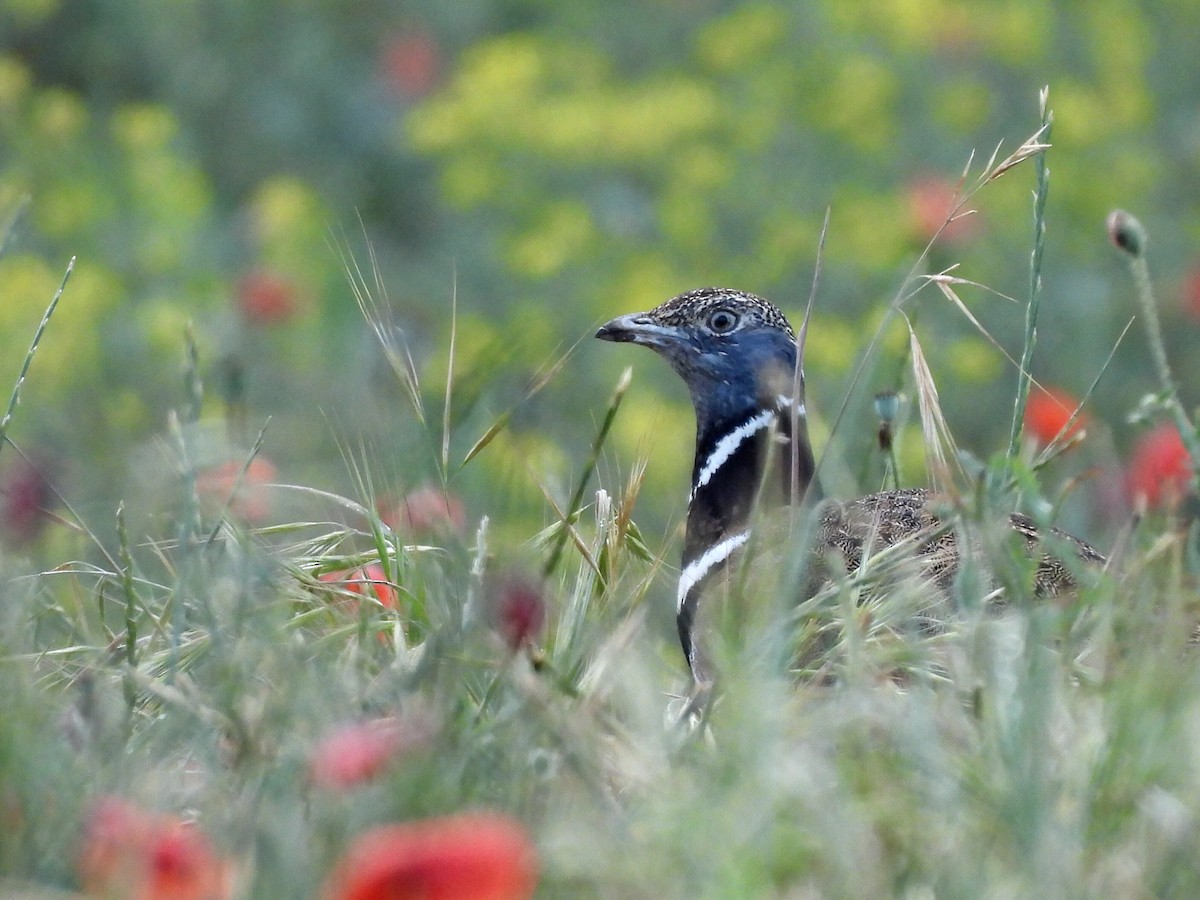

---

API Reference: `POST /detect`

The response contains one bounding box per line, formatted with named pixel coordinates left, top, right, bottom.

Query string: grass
left=3, top=106, right=1200, bottom=899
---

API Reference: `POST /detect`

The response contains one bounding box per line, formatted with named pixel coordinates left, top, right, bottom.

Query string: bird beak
left=595, top=313, right=677, bottom=349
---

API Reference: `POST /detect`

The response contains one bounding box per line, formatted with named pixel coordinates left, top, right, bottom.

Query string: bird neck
left=677, top=393, right=816, bottom=675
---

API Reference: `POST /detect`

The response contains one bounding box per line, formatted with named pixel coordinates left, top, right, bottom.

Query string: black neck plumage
left=677, top=401, right=816, bottom=675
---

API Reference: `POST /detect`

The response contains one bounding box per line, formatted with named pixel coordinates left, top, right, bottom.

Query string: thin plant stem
left=1109, top=209, right=1200, bottom=471
left=1129, top=253, right=1176, bottom=399
left=0, top=257, right=74, bottom=456
left=117, top=503, right=140, bottom=722
left=1132, top=259, right=1200, bottom=471
left=542, top=367, right=630, bottom=578
left=792, top=207, right=828, bottom=507
left=442, top=274, right=458, bottom=480
left=1007, top=88, right=1053, bottom=461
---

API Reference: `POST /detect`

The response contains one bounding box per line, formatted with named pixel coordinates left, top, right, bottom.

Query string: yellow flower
left=0, top=55, right=31, bottom=110
left=110, top=103, right=177, bottom=152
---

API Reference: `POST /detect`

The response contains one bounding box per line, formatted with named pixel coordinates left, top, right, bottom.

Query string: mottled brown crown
left=646, top=288, right=796, bottom=339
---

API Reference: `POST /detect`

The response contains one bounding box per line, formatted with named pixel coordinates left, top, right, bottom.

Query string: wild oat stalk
left=1006, top=87, right=1054, bottom=460
left=817, top=105, right=1052, bottom=490
left=904, top=317, right=962, bottom=492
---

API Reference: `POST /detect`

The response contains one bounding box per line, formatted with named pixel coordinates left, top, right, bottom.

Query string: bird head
left=596, top=287, right=805, bottom=436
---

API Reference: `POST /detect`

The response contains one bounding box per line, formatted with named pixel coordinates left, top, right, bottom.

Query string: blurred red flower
left=320, top=562, right=400, bottom=612
left=905, top=175, right=981, bottom=245
left=1180, top=266, right=1200, bottom=321
left=194, top=456, right=277, bottom=524
left=310, top=714, right=436, bottom=790
left=489, top=575, right=547, bottom=652
left=378, top=486, right=466, bottom=536
left=0, top=454, right=57, bottom=545
left=1127, top=423, right=1194, bottom=509
left=1024, top=386, right=1087, bottom=446
left=236, top=270, right=300, bottom=325
left=78, top=796, right=230, bottom=900
left=323, top=814, right=537, bottom=900
left=379, top=28, right=441, bottom=100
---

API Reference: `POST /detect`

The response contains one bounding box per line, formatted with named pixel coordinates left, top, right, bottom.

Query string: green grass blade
left=0, top=256, right=73, bottom=453
left=542, top=367, right=630, bottom=578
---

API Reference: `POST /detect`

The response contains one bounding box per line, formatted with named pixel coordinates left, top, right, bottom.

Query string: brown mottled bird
left=596, top=287, right=1105, bottom=684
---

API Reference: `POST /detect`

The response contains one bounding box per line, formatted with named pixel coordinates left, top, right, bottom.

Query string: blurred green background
left=1, top=0, right=1197, bottom=562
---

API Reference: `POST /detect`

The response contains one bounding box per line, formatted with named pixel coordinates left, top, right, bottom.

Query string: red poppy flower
left=236, top=270, right=300, bottom=325
left=1180, top=266, right=1200, bottom=321
left=905, top=175, right=981, bottom=245
left=310, top=714, right=436, bottom=790
left=0, top=454, right=57, bottom=545
left=194, top=456, right=277, bottom=524
left=1127, top=423, right=1194, bottom=509
left=1024, top=386, right=1087, bottom=446
left=379, top=29, right=441, bottom=100
left=323, top=814, right=537, bottom=900
left=78, top=796, right=230, bottom=900
left=489, top=575, right=546, bottom=652
left=320, top=562, right=400, bottom=612
left=377, top=486, right=466, bottom=536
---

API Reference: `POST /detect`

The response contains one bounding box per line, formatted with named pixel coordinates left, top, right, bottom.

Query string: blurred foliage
left=1, top=0, right=1199, bottom=553
left=2, top=2, right=1200, bottom=896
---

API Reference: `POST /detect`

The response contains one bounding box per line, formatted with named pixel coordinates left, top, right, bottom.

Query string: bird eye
left=706, top=309, right=740, bottom=333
